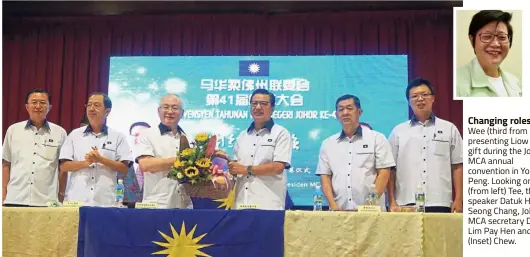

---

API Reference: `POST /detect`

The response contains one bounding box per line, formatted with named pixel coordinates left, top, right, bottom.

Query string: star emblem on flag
left=152, top=222, right=213, bottom=257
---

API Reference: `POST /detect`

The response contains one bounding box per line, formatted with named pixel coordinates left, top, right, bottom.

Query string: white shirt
left=134, top=123, right=192, bottom=209
left=59, top=125, right=132, bottom=206
left=316, top=126, right=395, bottom=211
left=488, top=76, right=508, bottom=97
left=2, top=120, right=67, bottom=206
left=233, top=119, right=292, bottom=210
left=389, top=115, right=463, bottom=207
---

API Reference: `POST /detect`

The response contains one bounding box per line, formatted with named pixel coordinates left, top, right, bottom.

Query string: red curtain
left=3, top=10, right=462, bottom=136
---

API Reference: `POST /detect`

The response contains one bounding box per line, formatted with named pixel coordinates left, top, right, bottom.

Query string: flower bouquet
left=167, top=132, right=234, bottom=199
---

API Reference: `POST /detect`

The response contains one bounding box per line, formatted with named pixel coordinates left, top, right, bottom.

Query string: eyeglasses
left=28, top=101, right=48, bottom=107
left=160, top=105, right=181, bottom=112
left=251, top=101, right=270, bottom=107
left=86, top=103, right=104, bottom=110
left=410, top=93, right=433, bottom=101
left=479, top=33, right=510, bottom=44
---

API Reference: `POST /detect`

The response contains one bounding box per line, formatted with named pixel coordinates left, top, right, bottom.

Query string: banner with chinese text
left=108, top=55, right=408, bottom=206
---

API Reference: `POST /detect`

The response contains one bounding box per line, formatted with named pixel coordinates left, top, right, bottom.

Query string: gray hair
left=159, top=93, right=184, bottom=109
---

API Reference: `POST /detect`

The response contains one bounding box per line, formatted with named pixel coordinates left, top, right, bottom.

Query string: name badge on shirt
left=42, top=139, right=60, bottom=160
left=136, top=202, right=158, bottom=209
left=102, top=142, right=116, bottom=152
left=237, top=204, right=259, bottom=209
left=62, top=201, right=83, bottom=208
left=358, top=205, right=381, bottom=213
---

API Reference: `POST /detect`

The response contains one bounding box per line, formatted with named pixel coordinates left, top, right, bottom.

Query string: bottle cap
left=314, top=185, right=322, bottom=195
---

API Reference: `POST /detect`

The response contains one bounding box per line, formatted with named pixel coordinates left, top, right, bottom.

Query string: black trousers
left=3, top=204, right=45, bottom=207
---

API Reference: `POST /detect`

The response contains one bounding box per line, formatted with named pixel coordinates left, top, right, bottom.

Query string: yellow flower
left=176, top=172, right=184, bottom=179
left=195, top=158, right=211, bottom=169
left=173, top=160, right=184, bottom=169
left=180, top=148, right=195, bottom=158
left=184, top=167, right=200, bottom=178
left=195, top=132, right=209, bottom=143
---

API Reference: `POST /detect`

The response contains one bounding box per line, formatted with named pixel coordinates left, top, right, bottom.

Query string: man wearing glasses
left=59, top=92, right=132, bottom=206
left=2, top=89, right=67, bottom=206
left=134, top=94, right=193, bottom=209
left=222, top=89, right=292, bottom=210
left=315, top=94, right=395, bottom=211
left=456, top=10, right=521, bottom=97
left=387, top=78, right=463, bottom=213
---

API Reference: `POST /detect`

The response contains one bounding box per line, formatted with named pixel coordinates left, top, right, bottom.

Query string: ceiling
left=4, top=1, right=463, bottom=18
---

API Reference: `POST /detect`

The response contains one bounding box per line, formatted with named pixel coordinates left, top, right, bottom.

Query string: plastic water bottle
left=415, top=185, right=425, bottom=212
left=313, top=185, right=323, bottom=211
left=116, top=179, right=124, bottom=207
left=366, top=184, right=379, bottom=205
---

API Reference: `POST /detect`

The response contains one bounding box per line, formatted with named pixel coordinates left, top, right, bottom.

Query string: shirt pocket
left=256, top=141, right=275, bottom=163
left=101, top=144, right=117, bottom=161
left=41, top=141, right=60, bottom=161
left=354, top=143, right=375, bottom=169
left=432, top=134, right=450, bottom=156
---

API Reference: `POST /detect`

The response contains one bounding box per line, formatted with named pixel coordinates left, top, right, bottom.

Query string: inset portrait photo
left=454, top=9, right=522, bottom=98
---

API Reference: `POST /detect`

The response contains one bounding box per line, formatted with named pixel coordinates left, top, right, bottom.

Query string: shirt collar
left=470, top=57, right=509, bottom=91
left=410, top=113, right=436, bottom=125
left=158, top=122, right=185, bottom=135
left=247, top=119, right=275, bottom=133
left=83, top=124, right=109, bottom=135
left=24, top=120, right=51, bottom=132
left=337, top=125, right=363, bottom=141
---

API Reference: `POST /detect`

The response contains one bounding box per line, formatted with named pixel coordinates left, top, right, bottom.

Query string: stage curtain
left=3, top=10, right=461, bottom=135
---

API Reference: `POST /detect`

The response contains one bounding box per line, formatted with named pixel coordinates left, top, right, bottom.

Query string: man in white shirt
left=316, top=94, right=395, bottom=211
left=134, top=94, right=192, bottom=209
left=388, top=78, right=463, bottom=213
left=226, top=89, right=292, bottom=210
left=2, top=89, right=67, bottom=207
left=59, top=93, right=132, bottom=206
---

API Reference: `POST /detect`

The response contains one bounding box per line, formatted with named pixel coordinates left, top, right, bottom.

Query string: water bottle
left=313, top=185, right=323, bottom=211
left=415, top=185, right=425, bottom=212
left=116, top=179, right=124, bottom=207
left=366, top=184, right=379, bottom=205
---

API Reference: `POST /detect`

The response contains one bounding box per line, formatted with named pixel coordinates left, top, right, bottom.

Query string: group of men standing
left=315, top=78, right=463, bottom=213
left=2, top=77, right=463, bottom=213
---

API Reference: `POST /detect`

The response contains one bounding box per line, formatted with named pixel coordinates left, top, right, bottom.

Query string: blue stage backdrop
left=107, top=55, right=408, bottom=207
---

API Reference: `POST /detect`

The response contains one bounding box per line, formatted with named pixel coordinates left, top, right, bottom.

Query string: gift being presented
left=167, top=132, right=234, bottom=200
